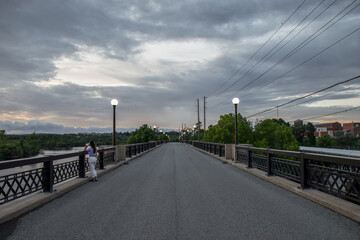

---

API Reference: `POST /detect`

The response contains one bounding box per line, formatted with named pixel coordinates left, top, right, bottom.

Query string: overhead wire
left=245, top=75, right=360, bottom=118
left=206, top=0, right=307, bottom=98
left=301, top=106, right=360, bottom=121
left=210, top=0, right=326, bottom=99
left=282, top=82, right=360, bottom=110
left=239, top=0, right=359, bottom=96
left=209, top=0, right=359, bottom=109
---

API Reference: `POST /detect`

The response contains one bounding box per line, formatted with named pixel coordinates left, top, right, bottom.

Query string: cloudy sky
left=0, top=0, right=359, bottom=134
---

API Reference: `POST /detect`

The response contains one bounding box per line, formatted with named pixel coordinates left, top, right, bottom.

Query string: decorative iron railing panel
left=307, top=162, right=360, bottom=203
left=0, top=168, right=43, bottom=205
left=271, top=157, right=300, bottom=183
left=252, top=154, right=267, bottom=171
left=236, top=151, right=248, bottom=164
left=53, top=160, right=79, bottom=184
left=0, top=142, right=160, bottom=205
left=104, top=151, right=114, bottom=164
left=187, top=140, right=360, bottom=204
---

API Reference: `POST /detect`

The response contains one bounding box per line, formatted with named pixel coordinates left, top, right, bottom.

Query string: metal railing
left=237, top=146, right=360, bottom=204
left=0, top=141, right=164, bottom=205
left=188, top=141, right=360, bottom=204
left=126, top=142, right=157, bottom=158
left=190, top=141, right=226, bottom=157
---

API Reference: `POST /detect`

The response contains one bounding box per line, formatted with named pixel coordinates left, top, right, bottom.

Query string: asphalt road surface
left=2, top=143, right=360, bottom=239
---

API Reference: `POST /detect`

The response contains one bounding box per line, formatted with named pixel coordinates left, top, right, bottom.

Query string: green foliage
left=166, top=131, right=181, bottom=142
left=316, top=135, right=335, bottom=148
left=292, top=125, right=305, bottom=144
left=127, top=124, right=155, bottom=144
left=202, top=113, right=253, bottom=144
left=0, top=131, right=131, bottom=160
left=333, top=133, right=359, bottom=150
left=304, top=123, right=316, bottom=146
left=292, top=122, right=316, bottom=146
left=253, top=119, right=299, bottom=151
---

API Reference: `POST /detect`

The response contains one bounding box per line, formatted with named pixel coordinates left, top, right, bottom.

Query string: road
left=2, top=143, right=360, bottom=239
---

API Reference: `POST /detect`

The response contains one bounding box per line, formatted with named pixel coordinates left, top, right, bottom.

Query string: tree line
left=2, top=115, right=359, bottom=160
left=186, top=113, right=360, bottom=151
left=0, top=131, right=131, bottom=161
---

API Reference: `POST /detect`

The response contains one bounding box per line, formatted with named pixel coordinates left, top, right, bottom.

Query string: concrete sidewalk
left=0, top=145, right=161, bottom=225
left=191, top=145, right=360, bottom=223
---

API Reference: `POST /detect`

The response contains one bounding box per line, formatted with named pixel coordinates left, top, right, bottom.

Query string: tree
left=292, top=124, right=305, bottom=145
left=253, top=119, right=299, bottom=151
left=335, top=133, right=357, bottom=149
left=202, top=113, right=252, bottom=144
left=304, top=123, right=316, bottom=146
left=316, top=135, right=334, bottom=148
left=127, top=124, right=155, bottom=144
left=292, top=122, right=316, bottom=147
left=0, top=130, right=5, bottom=142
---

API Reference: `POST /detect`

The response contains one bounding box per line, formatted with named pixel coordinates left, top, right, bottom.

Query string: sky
left=0, top=0, right=359, bottom=134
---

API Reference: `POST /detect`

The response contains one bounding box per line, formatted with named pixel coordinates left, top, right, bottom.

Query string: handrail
left=0, top=141, right=164, bottom=205
left=187, top=141, right=360, bottom=204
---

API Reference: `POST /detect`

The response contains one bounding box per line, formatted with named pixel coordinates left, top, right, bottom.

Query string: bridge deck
left=2, top=143, right=360, bottom=239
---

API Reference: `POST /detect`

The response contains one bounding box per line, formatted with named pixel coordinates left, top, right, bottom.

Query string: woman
left=83, top=140, right=98, bottom=181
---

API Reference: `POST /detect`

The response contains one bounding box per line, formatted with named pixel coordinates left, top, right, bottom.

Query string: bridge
left=1, top=142, right=360, bottom=239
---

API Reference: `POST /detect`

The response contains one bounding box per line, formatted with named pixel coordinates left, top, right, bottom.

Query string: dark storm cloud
left=0, top=0, right=359, bottom=133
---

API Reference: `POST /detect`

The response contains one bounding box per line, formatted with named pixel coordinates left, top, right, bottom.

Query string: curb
left=0, top=145, right=162, bottom=225
left=190, top=144, right=360, bottom=223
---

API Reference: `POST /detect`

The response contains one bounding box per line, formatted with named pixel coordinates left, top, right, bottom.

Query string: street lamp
left=193, top=125, right=196, bottom=137
left=111, top=99, right=118, bottom=146
left=153, top=125, right=157, bottom=141
left=232, top=98, right=240, bottom=145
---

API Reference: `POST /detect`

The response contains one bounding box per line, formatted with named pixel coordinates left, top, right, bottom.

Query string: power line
left=239, top=1, right=359, bottom=96
left=283, top=82, right=360, bottom=110
left=209, top=1, right=359, bottom=108
left=206, top=0, right=307, bottom=98
left=245, top=75, right=360, bottom=118
left=210, top=0, right=326, bottom=99
left=302, top=106, right=360, bottom=121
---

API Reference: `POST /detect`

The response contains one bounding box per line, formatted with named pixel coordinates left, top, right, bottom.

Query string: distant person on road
left=83, top=140, right=98, bottom=181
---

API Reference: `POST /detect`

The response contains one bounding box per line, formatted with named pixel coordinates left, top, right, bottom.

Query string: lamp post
left=153, top=125, right=157, bottom=141
left=111, top=99, right=118, bottom=146
left=193, top=125, right=196, bottom=138
left=232, top=98, right=240, bottom=145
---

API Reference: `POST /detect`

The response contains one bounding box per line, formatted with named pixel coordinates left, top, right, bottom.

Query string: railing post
left=267, top=150, right=273, bottom=176
left=129, top=146, right=132, bottom=157
left=99, top=151, right=104, bottom=169
left=247, top=148, right=252, bottom=168
left=79, top=152, right=86, bottom=178
left=219, top=145, right=223, bottom=157
left=42, top=156, right=54, bottom=192
left=300, top=153, right=309, bottom=189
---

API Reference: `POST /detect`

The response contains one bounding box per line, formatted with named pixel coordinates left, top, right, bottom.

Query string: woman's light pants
left=88, top=156, right=97, bottom=178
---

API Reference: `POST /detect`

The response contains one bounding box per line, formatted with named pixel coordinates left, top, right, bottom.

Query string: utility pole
left=197, top=98, right=200, bottom=140
left=203, top=96, right=206, bottom=132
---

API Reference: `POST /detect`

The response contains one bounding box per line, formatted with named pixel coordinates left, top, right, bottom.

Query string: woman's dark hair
left=90, top=140, right=96, bottom=153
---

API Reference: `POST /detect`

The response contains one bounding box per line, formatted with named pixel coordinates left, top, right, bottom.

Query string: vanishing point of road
left=3, top=143, right=360, bottom=239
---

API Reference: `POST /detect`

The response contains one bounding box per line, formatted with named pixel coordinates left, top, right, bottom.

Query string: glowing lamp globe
left=111, top=99, right=118, bottom=106
left=232, top=98, right=240, bottom=105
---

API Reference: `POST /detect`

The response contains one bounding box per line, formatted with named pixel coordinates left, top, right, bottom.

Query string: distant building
left=343, top=122, right=360, bottom=137
left=314, top=122, right=343, bottom=137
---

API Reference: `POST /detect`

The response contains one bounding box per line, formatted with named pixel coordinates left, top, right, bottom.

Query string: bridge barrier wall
left=188, top=140, right=360, bottom=205
left=0, top=141, right=166, bottom=206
